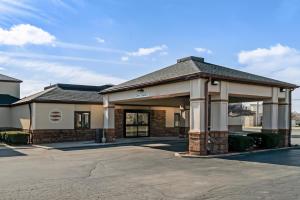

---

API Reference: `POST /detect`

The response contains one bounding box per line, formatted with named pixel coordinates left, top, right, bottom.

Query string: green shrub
left=228, top=135, right=254, bottom=152
left=0, top=132, right=6, bottom=141
left=3, top=131, right=29, bottom=145
left=247, top=133, right=282, bottom=148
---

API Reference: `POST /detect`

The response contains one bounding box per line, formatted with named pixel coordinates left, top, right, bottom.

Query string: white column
left=209, top=81, right=229, bottom=154
left=278, top=90, right=290, bottom=130
left=262, top=87, right=279, bottom=132
left=189, top=79, right=206, bottom=133
left=189, top=78, right=206, bottom=155
left=278, top=89, right=290, bottom=147
left=102, top=95, right=115, bottom=142
left=210, top=81, right=228, bottom=132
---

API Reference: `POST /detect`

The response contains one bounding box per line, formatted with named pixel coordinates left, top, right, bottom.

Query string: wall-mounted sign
left=49, top=110, right=62, bottom=123
left=136, top=89, right=149, bottom=98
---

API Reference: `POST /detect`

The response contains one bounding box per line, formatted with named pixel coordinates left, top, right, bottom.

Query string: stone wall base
left=278, top=129, right=290, bottom=147
left=31, top=129, right=96, bottom=144
left=208, top=131, right=228, bottom=154
left=104, top=128, right=116, bottom=142
left=188, top=131, right=207, bottom=155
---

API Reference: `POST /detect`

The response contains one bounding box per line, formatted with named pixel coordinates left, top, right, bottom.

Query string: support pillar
left=209, top=81, right=229, bottom=154
left=262, top=88, right=279, bottom=133
left=188, top=79, right=206, bottom=155
left=103, top=95, right=115, bottom=142
left=278, top=90, right=291, bottom=147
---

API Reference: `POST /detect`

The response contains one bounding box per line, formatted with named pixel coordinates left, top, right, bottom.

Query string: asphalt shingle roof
left=0, top=74, right=22, bottom=83
left=13, top=84, right=113, bottom=105
left=102, top=56, right=298, bottom=93
left=0, top=94, right=19, bottom=106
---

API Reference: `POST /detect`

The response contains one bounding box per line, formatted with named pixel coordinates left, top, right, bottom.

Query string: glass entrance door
left=125, top=111, right=149, bottom=137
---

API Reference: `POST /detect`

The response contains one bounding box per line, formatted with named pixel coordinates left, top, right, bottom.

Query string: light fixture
left=179, top=105, right=184, bottom=110
left=280, top=88, right=286, bottom=92
left=211, top=80, right=219, bottom=85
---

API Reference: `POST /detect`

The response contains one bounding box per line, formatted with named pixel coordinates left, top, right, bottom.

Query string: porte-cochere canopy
left=100, top=56, right=298, bottom=155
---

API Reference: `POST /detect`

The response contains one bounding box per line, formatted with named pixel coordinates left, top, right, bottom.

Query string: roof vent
left=177, top=56, right=204, bottom=63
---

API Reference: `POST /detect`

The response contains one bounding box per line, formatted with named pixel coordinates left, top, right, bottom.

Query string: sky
left=1, top=0, right=300, bottom=111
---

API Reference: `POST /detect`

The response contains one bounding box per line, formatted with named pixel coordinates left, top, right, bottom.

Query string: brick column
left=209, top=81, right=229, bottom=154
left=262, top=88, right=279, bottom=133
left=278, top=90, right=290, bottom=147
left=189, top=79, right=207, bottom=155
left=103, top=95, right=115, bottom=142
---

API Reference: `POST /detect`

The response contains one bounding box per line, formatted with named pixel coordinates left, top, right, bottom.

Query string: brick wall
left=115, top=109, right=124, bottom=138
left=208, top=131, right=228, bottom=154
left=114, top=109, right=180, bottom=138
left=31, top=129, right=96, bottom=144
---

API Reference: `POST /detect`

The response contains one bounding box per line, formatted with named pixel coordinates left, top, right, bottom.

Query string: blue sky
left=1, top=0, right=300, bottom=110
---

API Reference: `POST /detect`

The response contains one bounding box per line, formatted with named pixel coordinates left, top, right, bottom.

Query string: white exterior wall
left=107, top=81, right=190, bottom=103
left=32, top=103, right=103, bottom=130
left=11, top=104, right=31, bottom=129
left=0, top=107, right=11, bottom=128
left=0, top=82, right=20, bottom=98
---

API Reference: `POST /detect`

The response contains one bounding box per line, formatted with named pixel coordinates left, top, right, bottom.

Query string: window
left=174, top=113, right=181, bottom=127
left=75, top=111, right=91, bottom=129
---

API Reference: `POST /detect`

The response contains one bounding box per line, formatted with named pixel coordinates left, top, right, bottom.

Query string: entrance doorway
left=124, top=110, right=150, bottom=137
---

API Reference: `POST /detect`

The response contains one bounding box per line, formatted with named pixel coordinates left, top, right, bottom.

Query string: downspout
left=288, top=89, right=293, bottom=147
left=28, top=103, right=33, bottom=144
left=28, top=103, right=32, bottom=132
left=204, top=78, right=211, bottom=154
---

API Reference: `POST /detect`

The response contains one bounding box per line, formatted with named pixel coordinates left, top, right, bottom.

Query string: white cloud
left=0, top=51, right=138, bottom=66
left=127, top=45, right=168, bottom=57
left=95, top=37, right=105, bottom=43
left=238, top=44, right=300, bottom=77
left=0, top=55, right=126, bottom=97
left=121, top=56, right=129, bottom=61
left=0, top=24, right=55, bottom=46
left=0, top=0, right=84, bottom=25
left=194, top=47, right=212, bottom=54
left=160, top=51, right=168, bottom=56
left=54, top=41, right=126, bottom=54
left=21, top=79, right=48, bottom=97
left=237, top=44, right=300, bottom=111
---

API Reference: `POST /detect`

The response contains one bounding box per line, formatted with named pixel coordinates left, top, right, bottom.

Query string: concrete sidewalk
left=31, top=137, right=186, bottom=150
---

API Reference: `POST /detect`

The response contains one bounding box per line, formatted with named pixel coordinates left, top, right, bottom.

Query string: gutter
left=101, top=72, right=298, bottom=95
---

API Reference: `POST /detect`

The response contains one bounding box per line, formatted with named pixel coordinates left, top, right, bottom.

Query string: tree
left=228, top=104, right=255, bottom=117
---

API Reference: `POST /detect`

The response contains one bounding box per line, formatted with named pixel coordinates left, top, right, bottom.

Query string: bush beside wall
left=228, top=135, right=254, bottom=152
left=247, top=133, right=282, bottom=149
left=0, top=131, right=29, bottom=145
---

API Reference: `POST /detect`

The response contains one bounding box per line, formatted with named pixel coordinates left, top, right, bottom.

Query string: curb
left=175, top=146, right=299, bottom=158
left=32, top=139, right=186, bottom=150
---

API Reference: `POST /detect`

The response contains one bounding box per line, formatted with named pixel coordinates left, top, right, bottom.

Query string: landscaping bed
left=0, top=131, right=30, bottom=145
left=229, top=132, right=283, bottom=152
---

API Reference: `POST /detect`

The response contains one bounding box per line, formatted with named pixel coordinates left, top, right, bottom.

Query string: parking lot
left=0, top=140, right=300, bottom=200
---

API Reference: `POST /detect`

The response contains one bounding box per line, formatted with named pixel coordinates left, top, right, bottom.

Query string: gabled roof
left=0, top=74, right=22, bottom=83
left=101, top=56, right=298, bottom=94
left=0, top=94, right=19, bottom=106
left=13, top=84, right=113, bottom=105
